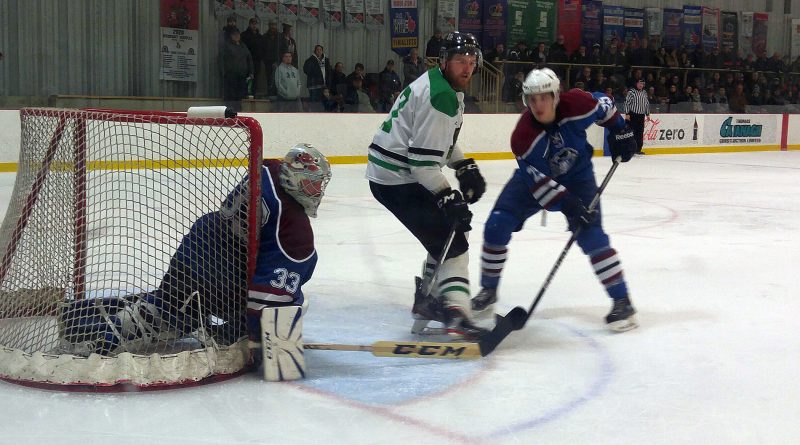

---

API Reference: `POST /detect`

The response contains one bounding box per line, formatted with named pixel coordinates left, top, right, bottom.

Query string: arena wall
left=0, top=110, right=796, bottom=171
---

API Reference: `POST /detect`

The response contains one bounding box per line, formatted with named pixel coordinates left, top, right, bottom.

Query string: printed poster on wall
left=701, top=6, right=720, bottom=51
left=160, top=0, right=199, bottom=82
left=581, top=0, right=602, bottom=49
left=557, top=0, right=582, bottom=54
left=703, top=115, right=777, bottom=147
left=602, top=5, right=624, bottom=48
left=458, top=0, right=482, bottom=45
left=390, top=0, right=418, bottom=57
left=720, top=11, right=738, bottom=55
left=740, top=12, right=753, bottom=57
left=279, top=0, right=298, bottom=24
left=662, top=8, right=682, bottom=51
left=365, top=0, right=384, bottom=30
left=437, top=0, right=457, bottom=33
left=323, top=0, right=343, bottom=28
left=344, top=0, right=365, bottom=29
left=508, top=0, right=537, bottom=47
left=530, top=0, right=556, bottom=47
left=255, top=1, right=280, bottom=22
left=681, top=5, right=701, bottom=50
left=642, top=115, right=699, bottom=148
left=752, top=12, right=768, bottom=57
left=233, top=0, right=255, bottom=18
left=299, top=0, right=320, bottom=24
left=792, top=18, right=800, bottom=59
left=482, top=1, right=508, bottom=51
left=623, top=8, right=644, bottom=45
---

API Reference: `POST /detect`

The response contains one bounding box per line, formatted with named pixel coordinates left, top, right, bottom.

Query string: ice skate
left=606, top=297, right=638, bottom=332
left=471, top=287, right=497, bottom=319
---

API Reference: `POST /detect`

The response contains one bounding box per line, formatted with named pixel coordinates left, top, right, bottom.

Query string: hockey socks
left=589, top=247, right=628, bottom=299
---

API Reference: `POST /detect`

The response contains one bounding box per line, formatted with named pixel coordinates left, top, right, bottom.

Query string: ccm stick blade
left=305, top=340, right=482, bottom=359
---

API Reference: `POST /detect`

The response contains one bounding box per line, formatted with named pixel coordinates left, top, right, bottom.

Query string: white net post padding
left=0, top=108, right=263, bottom=389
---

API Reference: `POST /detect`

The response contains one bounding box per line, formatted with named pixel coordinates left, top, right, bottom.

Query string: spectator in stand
left=280, top=24, right=298, bottom=68
left=345, top=76, right=374, bottom=112
left=707, top=71, right=722, bottom=91
left=425, top=29, right=444, bottom=58
left=403, top=48, right=425, bottom=87
left=716, top=87, right=729, bottom=104
left=303, top=45, right=331, bottom=102
left=507, top=71, right=525, bottom=108
left=654, top=75, right=668, bottom=99
left=704, top=47, right=723, bottom=70
left=262, top=22, right=281, bottom=97
left=601, top=42, right=626, bottom=83
left=629, top=68, right=645, bottom=87
left=689, top=46, right=704, bottom=69
left=628, top=37, right=654, bottom=71
left=790, top=56, right=800, bottom=73
left=222, top=16, right=239, bottom=43
left=653, top=47, right=667, bottom=67
left=241, top=18, right=264, bottom=97
left=728, top=83, right=747, bottom=113
left=667, top=84, right=683, bottom=105
left=701, top=86, right=716, bottom=104
left=753, top=51, right=769, bottom=71
left=574, top=66, right=594, bottom=90
left=594, top=70, right=609, bottom=92
left=378, top=59, right=402, bottom=112
left=689, top=86, right=703, bottom=111
left=485, top=42, right=507, bottom=69
left=589, top=43, right=602, bottom=65
left=330, top=62, right=348, bottom=96
left=647, top=86, right=659, bottom=105
left=548, top=40, right=569, bottom=79
left=275, top=51, right=301, bottom=112
left=346, top=62, right=365, bottom=92
left=569, top=45, right=590, bottom=66
left=664, top=48, right=679, bottom=68
left=532, top=42, right=547, bottom=66
left=767, top=52, right=786, bottom=74
left=742, top=53, right=756, bottom=71
left=222, top=29, right=253, bottom=112
left=550, top=34, right=567, bottom=54
left=321, top=87, right=342, bottom=112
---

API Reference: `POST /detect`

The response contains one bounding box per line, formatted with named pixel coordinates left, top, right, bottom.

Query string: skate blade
left=608, top=315, right=639, bottom=332
left=411, top=318, right=432, bottom=334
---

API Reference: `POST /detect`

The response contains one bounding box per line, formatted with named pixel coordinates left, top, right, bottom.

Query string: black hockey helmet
left=439, top=31, right=483, bottom=71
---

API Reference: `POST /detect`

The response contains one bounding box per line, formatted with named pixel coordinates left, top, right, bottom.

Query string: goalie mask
left=279, top=144, right=332, bottom=218
left=522, top=67, right=561, bottom=108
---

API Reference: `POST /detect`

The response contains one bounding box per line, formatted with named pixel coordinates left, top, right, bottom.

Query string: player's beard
left=443, top=68, right=472, bottom=91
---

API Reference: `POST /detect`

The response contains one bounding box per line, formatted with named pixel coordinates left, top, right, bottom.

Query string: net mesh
left=0, top=108, right=261, bottom=388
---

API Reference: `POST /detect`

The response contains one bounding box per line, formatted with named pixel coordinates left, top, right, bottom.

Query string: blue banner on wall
left=682, top=5, right=701, bottom=50
left=390, top=1, right=419, bottom=57
left=623, top=7, right=644, bottom=45
left=482, top=1, right=507, bottom=50
left=662, top=8, right=682, bottom=50
left=581, top=0, right=603, bottom=49
left=458, top=0, right=483, bottom=44
left=602, top=5, right=624, bottom=48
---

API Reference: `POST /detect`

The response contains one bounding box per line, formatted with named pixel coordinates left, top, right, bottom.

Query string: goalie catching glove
left=453, top=158, right=486, bottom=204
left=607, top=125, right=637, bottom=162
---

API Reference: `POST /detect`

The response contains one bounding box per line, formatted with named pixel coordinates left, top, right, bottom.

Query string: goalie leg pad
left=261, top=305, right=306, bottom=381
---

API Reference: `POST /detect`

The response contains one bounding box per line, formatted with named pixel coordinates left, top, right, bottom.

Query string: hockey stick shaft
left=421, top=227, right=457, bottom=296
left=304, top=340, right=481, bottom=359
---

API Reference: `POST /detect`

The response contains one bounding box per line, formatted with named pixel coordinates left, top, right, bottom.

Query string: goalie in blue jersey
left=471, top=68, right=640, bottom=332
left=59, top=144, right=331, bottom=376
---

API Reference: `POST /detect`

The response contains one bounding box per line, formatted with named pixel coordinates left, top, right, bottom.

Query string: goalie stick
left=477, top=157, right=623, bottom=356
left=304, top=340, right=481, bottom=359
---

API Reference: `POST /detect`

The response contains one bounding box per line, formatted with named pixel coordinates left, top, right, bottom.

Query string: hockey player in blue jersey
left=60, top=144, right=331, bottom=367
left=471, top=68, right=639, bottom=332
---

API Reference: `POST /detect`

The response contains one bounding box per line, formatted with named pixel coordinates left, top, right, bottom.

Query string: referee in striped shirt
left=624, top=78, right=650, bottom=155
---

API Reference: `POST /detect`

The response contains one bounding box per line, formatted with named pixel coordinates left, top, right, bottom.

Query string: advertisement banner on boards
left=557, top=0, right=582, bottom=54
left=483, top=1, right=508, bottom=51
left=701, top=6, right=719, bottom=51
left=681, top=5, right=701, bottom=50
left=702, top=115, right=778, bottom=146
left=602, top=5, right=623, bottom=47
left=643, top=115, right=699, bottom=148
left=581, top=0, right=602, bottom=49
left=390, top=0, right=418, bottom=56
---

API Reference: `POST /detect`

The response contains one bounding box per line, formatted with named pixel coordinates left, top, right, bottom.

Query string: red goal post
left=0, top=107, right=263, bottom=390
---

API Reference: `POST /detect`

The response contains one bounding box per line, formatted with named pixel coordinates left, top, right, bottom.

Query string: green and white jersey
left=366, top=67, right=465, bottom=194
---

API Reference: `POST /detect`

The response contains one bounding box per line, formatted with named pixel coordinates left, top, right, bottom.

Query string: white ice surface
left=1, top=152, right=799, bottom=445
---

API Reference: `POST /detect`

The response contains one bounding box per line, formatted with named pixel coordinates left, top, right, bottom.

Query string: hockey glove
left=608, top=125, right=637, bottom=162
left=453, top=158, right=486, bottom=204
left=435, top=188, right=472, bottom=232
left=560, top=192, right=597, bottom=229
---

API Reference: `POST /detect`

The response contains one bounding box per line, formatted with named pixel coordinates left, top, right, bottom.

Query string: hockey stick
left=478, top=157, right=623, bottom=356
left=411, top=226, right=457, bottom=335
left=304, top=340, right=481, bottom=359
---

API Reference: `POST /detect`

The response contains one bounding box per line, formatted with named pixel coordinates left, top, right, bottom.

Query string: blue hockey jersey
left=511, top=89, right=625, bottom=188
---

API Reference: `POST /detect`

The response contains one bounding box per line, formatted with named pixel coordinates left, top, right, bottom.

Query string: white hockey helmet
left=279, top=143, right=332, bottom=218
left=522, top=67, right=561, bottom=107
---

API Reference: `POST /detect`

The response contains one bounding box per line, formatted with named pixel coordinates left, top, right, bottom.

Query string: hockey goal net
left=0, top=108, right=263, bottom=390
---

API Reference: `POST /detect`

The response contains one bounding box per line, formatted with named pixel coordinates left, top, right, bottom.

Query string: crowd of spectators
left=220, top=18, right=800, bottom=114
left=493, top=34, right=800, bottom=113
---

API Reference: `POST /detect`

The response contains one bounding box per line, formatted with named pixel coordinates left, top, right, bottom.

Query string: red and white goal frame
left=0, top=108, right=263, bottom=390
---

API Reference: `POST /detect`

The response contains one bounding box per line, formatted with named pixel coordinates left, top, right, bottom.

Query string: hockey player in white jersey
left=366, top=31, right=488, bottom=339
